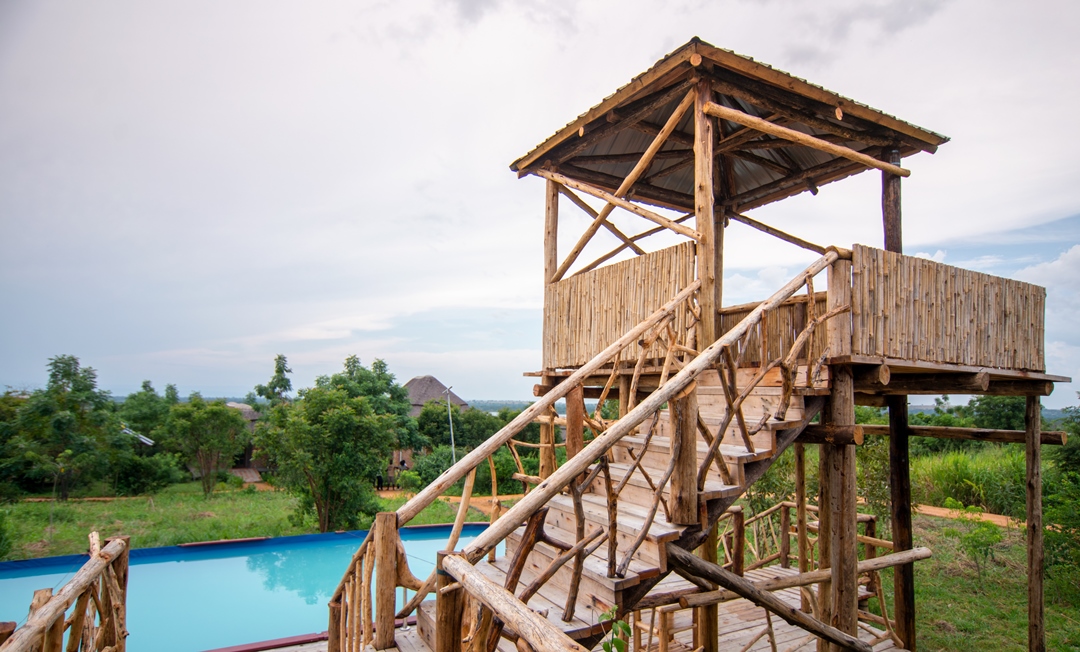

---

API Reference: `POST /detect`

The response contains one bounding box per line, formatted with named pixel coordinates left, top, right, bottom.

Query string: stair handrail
left=463, top=249, right=844, bottom=563
left=396, top=280, right=701, bottom=526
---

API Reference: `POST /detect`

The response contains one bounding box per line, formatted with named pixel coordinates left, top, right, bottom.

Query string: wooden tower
left=326, top=38, right=1067, bottom=652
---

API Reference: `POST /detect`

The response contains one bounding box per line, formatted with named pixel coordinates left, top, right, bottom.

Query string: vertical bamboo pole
left=436, top=551, right=464, bottom=652
left=694, top=76, right=718, bottom=346
left=374, top=513, right=399, bottom=650
left=1026, top=395, right=1045, bottom=652
left=670, top=390, right=699, bottom=524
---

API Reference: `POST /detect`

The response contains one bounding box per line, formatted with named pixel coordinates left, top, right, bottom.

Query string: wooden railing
left=329, top=249, right=850, bottom=652
left=0, top=534, right=129, bottom=652
left=543, top=242, right=696, bottom=369
left=850, top=244, right=1046, bottom=371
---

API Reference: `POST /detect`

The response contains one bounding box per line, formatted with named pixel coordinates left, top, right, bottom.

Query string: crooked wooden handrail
left=1, top=537, right=129, bottom=652
left=464, top=250, right=841, bottom=563
left=396, top=280, right=701, bottom=525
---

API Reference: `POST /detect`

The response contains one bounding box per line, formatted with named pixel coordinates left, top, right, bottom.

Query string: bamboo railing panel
left=543, top=242, right=695, bottom=369
left=851, top=244, right=1046, bottom=371
left=718, top=293, right=828, bottom=367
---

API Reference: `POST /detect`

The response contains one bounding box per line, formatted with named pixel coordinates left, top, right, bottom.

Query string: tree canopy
left=162, top=393, right=249, bottom=497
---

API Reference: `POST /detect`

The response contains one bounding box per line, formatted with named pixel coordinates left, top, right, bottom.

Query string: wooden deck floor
left=271, top=567, right=903, bottom=652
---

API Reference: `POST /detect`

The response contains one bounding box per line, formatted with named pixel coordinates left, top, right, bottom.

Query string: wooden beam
left=679, top=547, right=933, bottom=608
left=861, top=424, right=1067, bottom=446
left=568, top=149, right=692, bottom=166
left=882, top=149, right=903, bottom=252
left=556, top=184, right=646, bottom=256
left=887, top=397, right=915, bottom=651
left=732, top=155, right=869, bottom=210
left=559, top=163, right=696, bottom=213
left=547, top=90, right=696, bottom=282
left=702, top=102, right=910, bottom=177
left=536, top=170, right=700, bottom=241
left=797, top=424, right=864, bottom=446
left=574, top=213, right=695, bottom=276
left=1026, top=395, right=1045, bottom=652
left=544, top=180, right=559, bottom=286
left=983, top=380, right=1055, bottom=396
left=666, top=545, right=873, bottom=652
left=727, top=212, right=826, bottom=254
left=441, top=555, right=590, bottom=652
left=855, top=371, right=989, bottom=395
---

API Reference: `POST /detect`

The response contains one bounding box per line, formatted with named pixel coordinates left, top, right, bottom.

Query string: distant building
left=403, top=375, right=467, bottom=418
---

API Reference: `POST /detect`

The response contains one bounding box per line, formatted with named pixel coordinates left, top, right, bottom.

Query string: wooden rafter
left=547, top=90, right=697, bottom=282
left=703, top=102, right=910, bottom=177
left=568, top=149, right=691, bottom=166
left=727, top=212, right=826, bottom=254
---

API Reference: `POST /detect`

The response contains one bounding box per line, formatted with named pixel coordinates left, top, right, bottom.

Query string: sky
left=2, top=0, right=1079, bottom=407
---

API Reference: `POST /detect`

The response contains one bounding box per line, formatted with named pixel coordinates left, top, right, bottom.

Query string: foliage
left=118, top=380, right=171, bottom=441
left=255, top=356, right=409, bottom=532
left=0, top=509, right=12, bottom=560
left=1051, top=401, right=1080, bottom=474
left=5, top=355, right=116, bottom=499
left=941, top=497, right=1003, bottom=583
left=397, top=470, right=422, bottom=494
left=1044, top=471, right=1080, bottom=606
left=254, top=354, right=293, bottom=406
left=163, top=393, right=250, bottom=498
left=417, top=399, right=463, bottom=451
left=969, top=395, right=1026, bottom=431
left=911, top=447, right=1026, bottom=517
left=599, top=606, right=630, bottom=652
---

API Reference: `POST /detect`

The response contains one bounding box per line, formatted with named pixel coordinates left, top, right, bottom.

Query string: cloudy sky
left=2, top=0, right=1079, bottom=407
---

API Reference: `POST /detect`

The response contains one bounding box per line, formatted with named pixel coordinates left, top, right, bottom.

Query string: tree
left=7, top=355, right=115, bottom=499
left=255, top=356, right=411, bottom=531
left=118, top=380, right=170, bottom=440
left=969, top=395, right=1026, bottom=431
left=163, top=393, right=249, bottom=497
left=255, top=354, right=293, bottom=406
left=418, top=399, right=463, bottom=450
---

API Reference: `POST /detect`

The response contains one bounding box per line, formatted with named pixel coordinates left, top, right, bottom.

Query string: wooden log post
left=670, top=389, right=699, bottom=525
left=374, top=513, right=399, bottom=650
left=618, top=376, right=632, bottom=418
left=795, top=443, right=811, bottom=612
left=1026, top=395, right=1045, bottom=652
left=823, top=256, right=856, bottom=651
left=436, top=551, right=464, bottom=652
left=881, top=145, right=916, bottom=651
left=697, top=520, right=719, bottom=652
left=732, top=507, right=745, bottom=577
left=694, top=77, right=720, bottom=346
left=780, top=505, right=791, bottom=570
left=566, top=384, right=585, bottom=485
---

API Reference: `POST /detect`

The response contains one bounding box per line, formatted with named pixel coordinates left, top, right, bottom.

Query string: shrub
left=0, top=510, right=12, bottom=560
left=397, top=470, right=422, bottom=494
left=113, top=452, right=185, bottom=496
left=1045, top=471, right=1080, bottom=606
left=911, top=447, right=1026, bottom=517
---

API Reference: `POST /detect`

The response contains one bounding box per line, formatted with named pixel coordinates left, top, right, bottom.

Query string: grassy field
left=877, top=514, right=1079, bottom=651
left=2, top=483, right=487, bottom=560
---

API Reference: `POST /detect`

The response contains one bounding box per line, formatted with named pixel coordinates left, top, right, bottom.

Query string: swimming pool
left=0, top=524, right=496, bottom=652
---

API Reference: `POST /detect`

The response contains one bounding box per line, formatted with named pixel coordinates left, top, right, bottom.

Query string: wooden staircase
left=416, top=370, right=826, bottom=651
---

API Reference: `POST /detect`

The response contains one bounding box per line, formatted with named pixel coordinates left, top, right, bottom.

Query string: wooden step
left=586, top=461, right=741, bottom=507
left=612, top=433, right=766, bottom=488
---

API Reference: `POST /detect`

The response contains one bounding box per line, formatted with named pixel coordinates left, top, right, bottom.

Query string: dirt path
left=915, top=503, right=1022, bottom=527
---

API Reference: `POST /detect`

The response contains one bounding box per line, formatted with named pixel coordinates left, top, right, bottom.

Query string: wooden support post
left=618, top=375, right=632, bottom=418
left=544, top=179, right=559, bottom=285
left=328, top=602, right=343, bottom=652
left=539, top=421, right=556, bottom=480
left=780, top=504, right=791, bottom=570
left=732, top=507, right=745, bottom=577
left=1026, top=395, right=1045, bottom=652
left=436, top=552, right=464, bottom=652
left=697, top=521, right=719, bottom=652
left=694, top=77, right=718, bottom=345
left=882, top=149, right=902, bottom=252
left=823, top=257, right=856, bottom=651
left=671, top=390, right=699, bottom=525
left=566, top=384, right=585, bottom=469
left=887, top=396, right=915, bottom=650
left=816, top=444, right=833, bottom=652
left=795, top=443, right=811, bottom=612
left=374, top=512, right=399, bottom=650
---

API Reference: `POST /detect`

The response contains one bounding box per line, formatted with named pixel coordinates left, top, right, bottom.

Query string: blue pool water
left=0, top=524, right=496, bottom=652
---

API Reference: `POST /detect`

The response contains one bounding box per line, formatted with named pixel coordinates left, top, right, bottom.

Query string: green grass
left=874, top=514, right=1080, bottom=651
left=2, top=484, right=492, bottom=561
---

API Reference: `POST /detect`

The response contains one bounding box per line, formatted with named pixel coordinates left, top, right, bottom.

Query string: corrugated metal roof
left=511, top=37, right=948, bottom=213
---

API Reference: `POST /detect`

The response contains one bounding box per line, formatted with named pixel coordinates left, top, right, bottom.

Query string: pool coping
left=0, top=522, right=489, bottom=572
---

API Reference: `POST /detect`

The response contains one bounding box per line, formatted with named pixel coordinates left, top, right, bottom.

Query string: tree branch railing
left=1, top=534, right=129, bottom=652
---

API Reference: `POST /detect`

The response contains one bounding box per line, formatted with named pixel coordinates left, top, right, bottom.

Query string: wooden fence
left=850, top=245, right=1046, bottom=371
left=543, top=242, right=696, bottom=369
left=718, top=293, right=829, bottom=367
left=0, top=535, right=129, bottom=652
